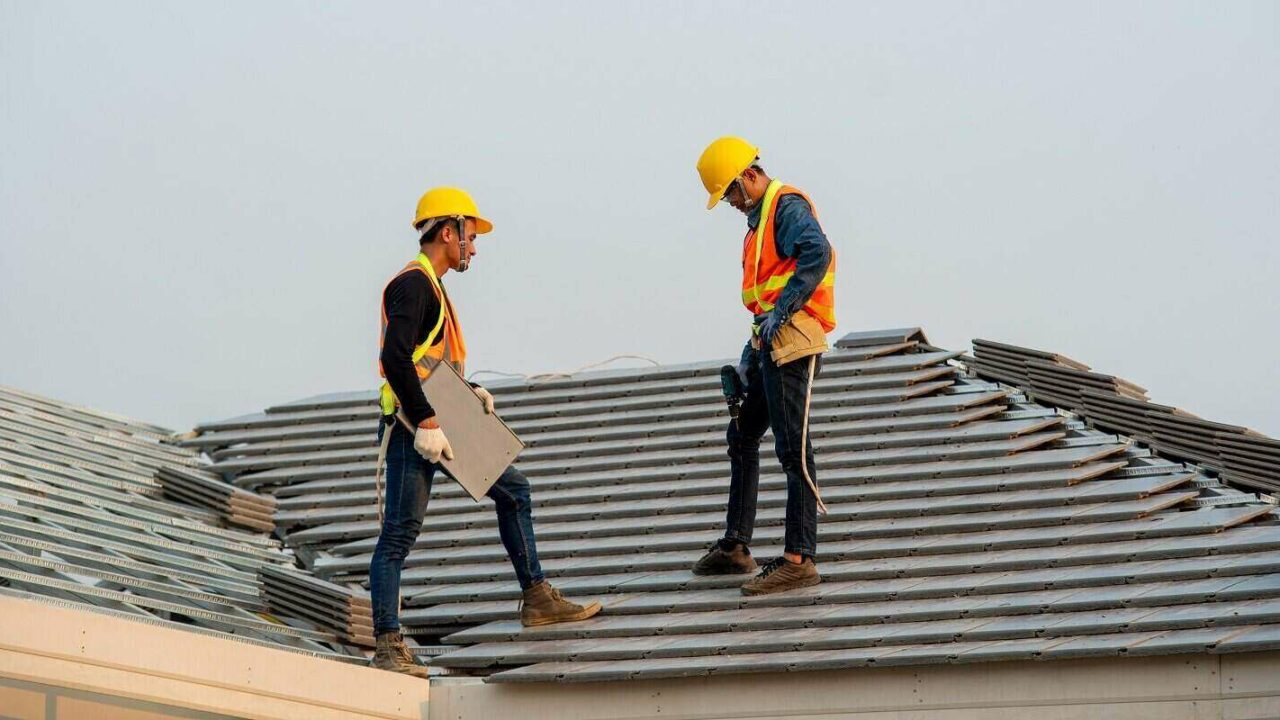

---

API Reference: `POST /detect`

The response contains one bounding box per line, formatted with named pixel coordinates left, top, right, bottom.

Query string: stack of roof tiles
left=969, top=339, right=1149, bottom=405
left=970, top=339, right=1280, bottom=493
left=0, top=385, right=366, bottom=662
left=183, top=328, right=1280, bottom=682
left=156, top=465, right=277, bottom=533
left=260, top=563, right=375, bottom=647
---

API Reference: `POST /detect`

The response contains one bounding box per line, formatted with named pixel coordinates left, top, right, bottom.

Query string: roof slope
left=185, top=328, right=1280, bottom=682
left=0, top=385, right=366, bottom=661
left=967, top=339, right=1280, bottom=493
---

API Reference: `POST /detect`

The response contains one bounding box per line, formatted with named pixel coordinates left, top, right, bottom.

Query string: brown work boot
left=692, top=539, right=758, bottom=576
left=371, top=632, right=429, bottom=678
left=520, top=581, right=602, bottom=627
left=740, top=556, right=821, bottom=596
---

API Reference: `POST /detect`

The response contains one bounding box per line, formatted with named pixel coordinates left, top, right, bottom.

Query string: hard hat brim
left=705, top=188, right=725, bottom=210
left=415, top=215, right=494, bottom=234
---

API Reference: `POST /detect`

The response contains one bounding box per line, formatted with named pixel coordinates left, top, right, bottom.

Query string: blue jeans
left=369, top=421, right=545, bottom=635
left=723, top=342, right=821, bottom=557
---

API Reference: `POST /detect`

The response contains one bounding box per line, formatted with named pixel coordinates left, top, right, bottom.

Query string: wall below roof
left=1, top=675, right=241, bottom=720
left=0, top=595, right=430, bottom=720
left=429, top=651, right=1280, bottom=720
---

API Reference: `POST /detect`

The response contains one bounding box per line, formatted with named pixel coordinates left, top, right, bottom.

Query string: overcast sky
left=2, top=1, right=1277, bottom=436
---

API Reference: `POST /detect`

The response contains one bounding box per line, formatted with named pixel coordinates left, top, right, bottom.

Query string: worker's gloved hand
left=473, top=386, right=495, bottom=414
left=759, top=312, right=785, bottom=345
left=413, top=422, right=454, bottom=463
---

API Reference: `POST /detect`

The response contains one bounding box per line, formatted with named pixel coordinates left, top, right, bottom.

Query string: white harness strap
left=800, top=354, right=829, bottom=516
left=374, top=421, right=393, bottom=526
left=374, top=412, right=417, bottom=524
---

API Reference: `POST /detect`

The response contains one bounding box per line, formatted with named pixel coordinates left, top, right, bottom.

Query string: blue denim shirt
left=738, top=191, right=833, bottom=369
left=746, top=192, right=833, bottom=323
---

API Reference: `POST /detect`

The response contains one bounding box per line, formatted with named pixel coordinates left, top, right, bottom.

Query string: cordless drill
left=719, top=364, right=745, bottom=427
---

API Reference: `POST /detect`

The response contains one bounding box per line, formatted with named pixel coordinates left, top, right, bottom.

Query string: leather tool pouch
left=769, top=312, right=829, bottom=366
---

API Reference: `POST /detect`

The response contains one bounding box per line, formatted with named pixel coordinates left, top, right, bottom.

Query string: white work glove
left=473, top=386, right=495, bottom=414
left=413, top=424, right=454, bottom=463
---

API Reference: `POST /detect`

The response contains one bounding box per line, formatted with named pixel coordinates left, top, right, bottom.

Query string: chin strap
left=418, top=216, right=472, bottom=272
left=454, top=216, right=470, bottom=273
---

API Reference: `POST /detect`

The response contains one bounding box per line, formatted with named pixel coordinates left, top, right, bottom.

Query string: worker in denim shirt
left=692, top=136, right=838, bottom=596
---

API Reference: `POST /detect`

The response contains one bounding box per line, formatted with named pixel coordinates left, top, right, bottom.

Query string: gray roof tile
left=0, top=387, right=364, bottom=663
left=176, top=330, right=1280, bottom=681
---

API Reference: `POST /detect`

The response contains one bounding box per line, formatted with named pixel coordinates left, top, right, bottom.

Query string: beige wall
left=0, top=595, right=429, bottom=720
left=428, top=652, right=1280, bottom=720
left=5, top=590, right=1277, bottom=720
left=1, top=675, right=240, bottom=720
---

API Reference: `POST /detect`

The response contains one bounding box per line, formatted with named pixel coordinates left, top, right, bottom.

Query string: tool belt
left=757, top=311, right=829, bottom=366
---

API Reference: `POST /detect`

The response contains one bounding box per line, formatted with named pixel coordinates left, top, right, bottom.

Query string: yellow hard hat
left=412, top=187, right=494, bottom=234
left=696, top=136, right=759, bottom=210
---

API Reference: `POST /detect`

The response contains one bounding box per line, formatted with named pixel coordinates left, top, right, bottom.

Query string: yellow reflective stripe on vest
left=411, top=252, right=448, bottom=363
left=742, top=270, right=836, bottom=307
left=805, top=297, right=835, bottom=313
left=742, top=274, right=791, bottom=306
left=380, top=253, right=451, bottom=416
left=748, top=179, right=786, bottom=310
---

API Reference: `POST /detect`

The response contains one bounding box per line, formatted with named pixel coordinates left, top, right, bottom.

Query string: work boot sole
left=691, top=562, right=757, bottom=576
left=521, top=600, right=604, bottom=627
left=740, top=574, right=822, bottom=597
left=691, top=547, right=758, bottom=576
left=370, top=660, right=430, bottom=679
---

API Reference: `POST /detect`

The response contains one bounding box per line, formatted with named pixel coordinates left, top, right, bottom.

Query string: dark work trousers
left=369, top=421, right=546, bottom=635
left=723, top=344, right=821, bottom=557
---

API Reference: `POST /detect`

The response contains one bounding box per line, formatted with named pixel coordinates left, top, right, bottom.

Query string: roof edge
left=0, top=593, right=427, bottom=720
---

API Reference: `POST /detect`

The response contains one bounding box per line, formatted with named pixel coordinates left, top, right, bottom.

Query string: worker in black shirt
left=369, top=187, right=601, bottom=677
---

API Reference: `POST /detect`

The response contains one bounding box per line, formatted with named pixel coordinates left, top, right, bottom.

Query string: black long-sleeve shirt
left=380, top=270, right=444, bottom=426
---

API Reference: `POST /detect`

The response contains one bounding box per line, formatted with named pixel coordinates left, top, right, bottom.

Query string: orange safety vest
left=741, top=180, right=837, bottom=332
left=378, top=253, right=467, bottom=415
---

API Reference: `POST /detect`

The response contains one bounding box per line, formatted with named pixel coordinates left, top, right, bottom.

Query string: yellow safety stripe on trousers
left=741, top=270, right=836, bottom=306
left=379, top=252, right=450, bottom=416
